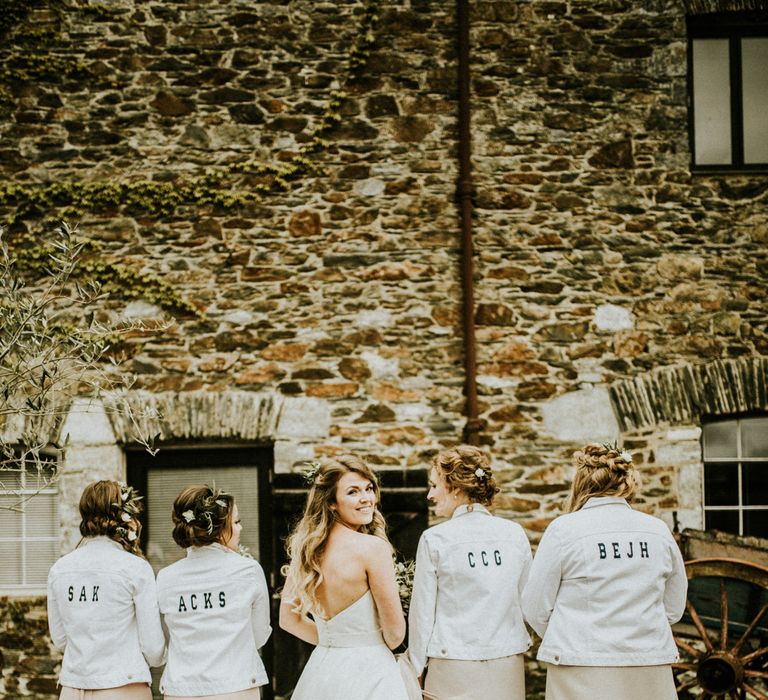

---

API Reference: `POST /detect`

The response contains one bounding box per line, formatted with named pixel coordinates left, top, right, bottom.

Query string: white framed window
left=703, top=415, right=768, bottom=538
left=0, top=460, right=59, bottom=593
left=688, top=13, right=768, bottom=171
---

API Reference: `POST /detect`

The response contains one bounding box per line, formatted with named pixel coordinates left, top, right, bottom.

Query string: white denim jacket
left=522, top=497, right=688, bottom=666
left=157, top=543, right=271, bottom=696
left=408, top=504, right=532, bottom=675
left=47, top=536, right=166, bottom=689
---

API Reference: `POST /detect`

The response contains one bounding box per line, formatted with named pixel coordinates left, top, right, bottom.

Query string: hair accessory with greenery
left=299, top=461, right=323, bottom=486
left=182, top=486, right=229, bottom=535
left=238, top=544, right=254, bottom=559
left=114, top=482, right=142, bottom=543
left=601, top=441, right=633, bottom=464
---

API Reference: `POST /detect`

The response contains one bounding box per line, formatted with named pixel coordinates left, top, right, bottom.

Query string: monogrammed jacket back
left=46, top=536, right=166, bottom=689
left=156, top=543, right=271, bottom=696
left=521, top=496, right=687, bottom=666
left=408, top=504, right=532, bottom=675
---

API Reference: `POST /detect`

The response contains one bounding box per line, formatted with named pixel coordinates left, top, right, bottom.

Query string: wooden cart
left=673, top=529, right=768, bottom=698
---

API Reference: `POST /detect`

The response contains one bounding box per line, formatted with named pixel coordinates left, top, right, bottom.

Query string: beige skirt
left=60, top=685, right=151, bottom=700
left=424, top=654, right=525, bottom=700
left=545, top=664, right=676, bottom=700
left=165, top=689, right=261, bottom=700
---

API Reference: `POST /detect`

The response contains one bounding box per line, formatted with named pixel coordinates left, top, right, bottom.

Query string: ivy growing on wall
left=0, top=0, right=383, bottom=222
left=10, top=234, right=201, bottom=316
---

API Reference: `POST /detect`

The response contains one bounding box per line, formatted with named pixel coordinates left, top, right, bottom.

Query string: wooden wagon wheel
left=674, top=558, right=768, bottom=699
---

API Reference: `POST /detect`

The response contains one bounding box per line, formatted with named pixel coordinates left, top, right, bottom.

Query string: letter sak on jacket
left=67, top=585, right=100, bottom=602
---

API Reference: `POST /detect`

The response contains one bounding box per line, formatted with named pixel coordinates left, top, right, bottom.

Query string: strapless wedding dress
left=291, top=590, right=409, bottom=700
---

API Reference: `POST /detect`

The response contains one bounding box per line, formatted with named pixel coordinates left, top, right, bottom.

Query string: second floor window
left=688, top=13, right=768, bottom=171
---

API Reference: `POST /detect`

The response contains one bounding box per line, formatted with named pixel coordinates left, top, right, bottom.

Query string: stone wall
left=1, top=0, right=767, bottom=696
left=0, top=597, right=59, bottom=698
left=3, top=0, right=763, bottom=515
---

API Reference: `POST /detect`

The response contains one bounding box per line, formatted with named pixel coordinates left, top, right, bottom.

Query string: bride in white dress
left=279, top=455, right=409, bottom=700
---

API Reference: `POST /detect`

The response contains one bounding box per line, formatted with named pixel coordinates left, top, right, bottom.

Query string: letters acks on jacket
left=47, top=536, right=166, bottom=690
left=156, top=543, right=271, bottom=696
left=408, top=504, right=533, bottom=676
left=521, top=496, right=688, bottom=667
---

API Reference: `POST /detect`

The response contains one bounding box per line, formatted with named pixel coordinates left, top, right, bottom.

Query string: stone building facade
left=0, top=0, right=767, bottom=697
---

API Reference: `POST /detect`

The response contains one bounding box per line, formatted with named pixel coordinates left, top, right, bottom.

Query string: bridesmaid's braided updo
left=567, top=442, right=638, bottom=512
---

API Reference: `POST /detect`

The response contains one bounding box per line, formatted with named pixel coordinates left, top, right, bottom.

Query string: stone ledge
left=107, top=390, right=284, bottom=442
left=682, top=0, right=768, bottom=14
left=610, top=358, right=768, bottom=431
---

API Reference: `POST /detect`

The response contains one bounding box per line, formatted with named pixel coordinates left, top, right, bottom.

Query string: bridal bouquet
left=394, top=557, right=416, bottom=616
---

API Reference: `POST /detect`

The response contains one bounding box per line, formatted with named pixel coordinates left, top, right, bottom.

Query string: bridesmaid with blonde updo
left=522, top=443, right=687, bottom=700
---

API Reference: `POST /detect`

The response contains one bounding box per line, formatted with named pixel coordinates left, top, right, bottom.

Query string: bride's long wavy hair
left=282, top=455, right=389, bottom=618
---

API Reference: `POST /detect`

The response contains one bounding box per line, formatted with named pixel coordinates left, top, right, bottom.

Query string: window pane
left=26, top=495, right=58, bottom=537
left=743, top=510, right=768, bottom=539
left=742, top=416, right=768, bottom=458
left=703, top=420, right=738, bottom=458
left=25, top=539, right=59, bottom=585
left=692, top=38, right=732, bottom=165
left=706, top=509, right=740, bottom=534
left=742, top=38, right=768, bottom=164
left=0, top=471, right=24, bottom=491
left=705, top=462, right=739, bottom=505
left=0, top=542, right=22, bottom=586
left=0, top=501, right=22, bottom=537
left=743, top=462, right=768, bottom=506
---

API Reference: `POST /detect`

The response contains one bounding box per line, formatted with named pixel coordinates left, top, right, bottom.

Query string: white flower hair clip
left=474, top=468, right=486, bottom=479
left=112, top=483, right=143, bottom=548
left=620, top=450, right=633, bottom=464
left=181, top=510, right=195, bottom=523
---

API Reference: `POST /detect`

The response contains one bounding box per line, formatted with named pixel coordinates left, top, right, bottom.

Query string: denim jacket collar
left=451, top=503, right=491, bottom=519
left=186, top=542, right=232, bottom=558
left=581, top=496, right=630, bottom=510
left=79, top=535, right=125, bottom=551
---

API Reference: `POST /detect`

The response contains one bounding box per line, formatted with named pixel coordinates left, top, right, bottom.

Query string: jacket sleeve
left=517, top=528, right=533, bottom=598
left=521, top=524, right=562, bottom=639
left=407, top=533, right=438, bottom=676
left=134, top=562, right=167, bottom=667
left=664, top=533, right=688, bottom=624
left=46, top=570, right=67, bottom=651
left=250, top=562, right=272, bottom=649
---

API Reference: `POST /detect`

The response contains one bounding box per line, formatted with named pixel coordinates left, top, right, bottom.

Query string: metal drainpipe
left=456, top=0, right=481, bottom=446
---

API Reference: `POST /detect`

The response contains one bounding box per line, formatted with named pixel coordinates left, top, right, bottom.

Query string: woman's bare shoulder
left=339, top=529, right=391, bottom=558
left=357, top=532, right=393, bottom=565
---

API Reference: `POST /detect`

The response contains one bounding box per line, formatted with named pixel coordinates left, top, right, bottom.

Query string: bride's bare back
left=279, top=467, right=406, bottom=650
left=317, top=524, right=374, bottom=619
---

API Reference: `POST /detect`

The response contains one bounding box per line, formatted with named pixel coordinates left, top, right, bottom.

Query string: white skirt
left=424, top=655, right=525, bottom=700
left=165, top=690, right=261, bottom=700
left=545, top=664, right=676, bottom=700
left=60, top=685, right=151, bottom=700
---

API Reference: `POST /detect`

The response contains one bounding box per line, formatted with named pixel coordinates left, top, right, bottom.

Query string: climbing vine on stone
left=10, top=234, right=201, bottom=317
left=0, top=0, right=383, bottom=223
